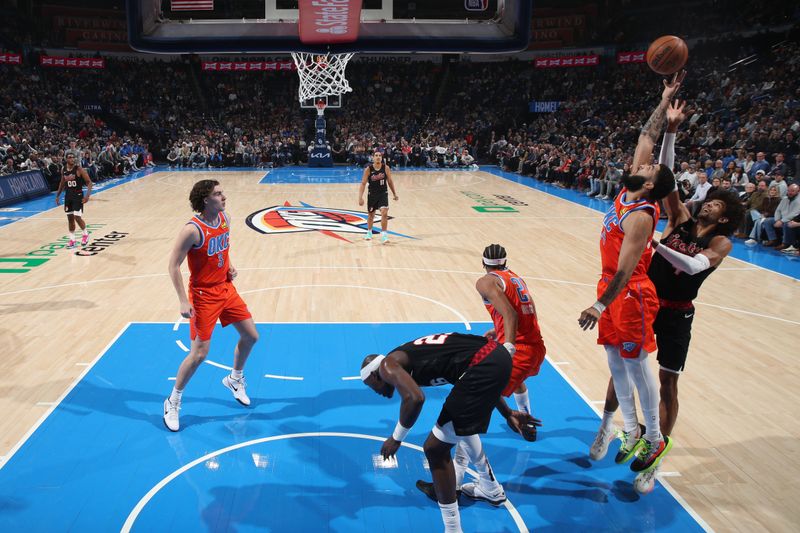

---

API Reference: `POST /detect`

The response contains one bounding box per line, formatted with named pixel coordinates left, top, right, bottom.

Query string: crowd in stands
left=1, top=12, right=798, bottom=250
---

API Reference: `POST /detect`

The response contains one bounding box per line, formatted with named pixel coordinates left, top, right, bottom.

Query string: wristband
left=591, top=301, right=606, bottom=314
left=502, top=342, right=516, bottom=356
left=392, top=422, right=410, bottom=442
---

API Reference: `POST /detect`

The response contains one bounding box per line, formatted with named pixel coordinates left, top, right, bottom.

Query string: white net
left=291, top=52, right=355, bottom=103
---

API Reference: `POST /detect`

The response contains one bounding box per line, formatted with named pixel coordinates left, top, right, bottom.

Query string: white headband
left=360, top=355, right=385, bottom=382
left=482, top=256, right=507, bottom=266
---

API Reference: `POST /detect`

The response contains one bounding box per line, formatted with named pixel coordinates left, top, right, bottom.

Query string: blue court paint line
left=0, top=167, right=160, bottom=227
left=484, top=166, right=800, bottom=280
left=260, top=165, right=482, bottom=184
left=0, top=322, right=703, bottom=532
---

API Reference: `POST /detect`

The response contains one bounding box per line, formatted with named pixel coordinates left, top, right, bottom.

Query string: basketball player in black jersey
left=361, top=332, right=524, bottom=533
left=55, top=153, right=93, bottom=249
left=589, top=101, right=745, bottom=492
left=358, top=151, right=398, bottom=244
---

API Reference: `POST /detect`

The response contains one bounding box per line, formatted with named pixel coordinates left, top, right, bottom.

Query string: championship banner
left=533, top=55, right=599, bottom=68
left=39, top=56, right=105, bottom=69
left=617, top=51, right=646, bottom=64
left=201, top=61, right=296, bottom=71
left=0, top=53, right=22, bottom=65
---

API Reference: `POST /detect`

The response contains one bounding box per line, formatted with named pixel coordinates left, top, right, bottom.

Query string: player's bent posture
left=590, top=100, right=744, bottom=492
left=579, top=72, right=685, bottom=477
left=477, top=244, right=547, bottom=432
left=163, top=179, right=259, bottom=432
left=358, top=151, right=398, bottom=244
left=55, top=153, right=92, bottom=248
left=361, top=333, right=528, bottom=533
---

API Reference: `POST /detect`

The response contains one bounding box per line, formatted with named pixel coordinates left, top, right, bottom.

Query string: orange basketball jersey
left=483, top=269, right=543, bottom=345
left=187, top=212, right=231, bottom=288
left=599, top=189, right=659, bottom=279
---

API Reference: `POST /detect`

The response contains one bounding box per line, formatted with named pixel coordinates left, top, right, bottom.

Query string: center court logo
left=246, top=201, right=416, bottom=243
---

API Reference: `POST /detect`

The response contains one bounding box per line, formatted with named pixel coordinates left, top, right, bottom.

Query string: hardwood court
left=0, top=168, right=797, bottom=531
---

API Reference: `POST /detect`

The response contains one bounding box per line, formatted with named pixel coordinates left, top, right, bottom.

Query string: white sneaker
left=163, top=398, right=180, bottom=432
left=634, top=465, right=660, bottom=495
left=461, top=481, right=507, bottom=506
left=222, top=375, right=251, bottom=406
left=744, top=239, right=757, bottom=246
left=781, top=245, right=798, bottom=253
left=589, top=425, right=619, bottom=461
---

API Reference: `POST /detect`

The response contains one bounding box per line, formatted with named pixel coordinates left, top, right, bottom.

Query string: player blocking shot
left=163, top=179, right=259, bottom=432
left=358, top=151, right=398, bottom=243
left=360, top=332, right=531, bottom=533
left=55, top=153, right=92, bottom=248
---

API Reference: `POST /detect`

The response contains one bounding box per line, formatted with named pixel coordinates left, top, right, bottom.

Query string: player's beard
left=622, top=174, right=647, bottom=192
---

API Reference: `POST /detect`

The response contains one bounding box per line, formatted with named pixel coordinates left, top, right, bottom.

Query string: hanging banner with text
left=0, top=53, right=22, bottom=65
left=533, top=55, right=599, bottom=68
left=39, top=56, right=106, bottom=69
left=201, top=61, right=296, bottom=72
left=617, top=51, right=646, bottom=64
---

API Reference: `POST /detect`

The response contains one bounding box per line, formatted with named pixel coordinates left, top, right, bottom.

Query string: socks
left=601, top=410, right=616, bottom=432
left=231, top=369, right=243, bottom=381
left=513, top=390, right=531, bottom=415
left=69, top=232, right=76, bottom=241
left=623, top=351, right=662, bottom=442
left=169, top=387, right=183, bottom=404
left=438, top=501, right=462, bottom=533
left=82, top=230, right=88, bottom=236
left=606, top=346, right=639, bottom=433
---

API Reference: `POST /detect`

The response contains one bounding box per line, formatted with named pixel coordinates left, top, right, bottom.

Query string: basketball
left=646, top=35, right=688, bottom=75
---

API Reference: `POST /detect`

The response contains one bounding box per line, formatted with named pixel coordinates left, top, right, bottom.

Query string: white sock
left=69, top=232, right=76, bottom=241
left=231, top=369, right=243, bottom=380
left=438, top=501, right=462, bottom=533
left=606, top=346, right=639, bottom=433
left=513, top=390, right=531, bottom=414
left=82, top=229, right=88, bottom=236
left=169, top=387, right=183, bottom=404
left=601, top=410, right=616, bottom=432
left=623, top=351, right=662, bottom=442
left=453, top=441, right=469, bottom=489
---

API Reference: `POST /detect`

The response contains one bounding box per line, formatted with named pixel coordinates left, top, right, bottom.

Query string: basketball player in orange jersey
left=477, top=244, right=546, bottom=421
left=163, top=179, right=259, bottom=432
left=55, top=153, right=92, bottom=249
left=578, top=71, right=685, bottom=475
left=358, top=151, right=398, bottom=244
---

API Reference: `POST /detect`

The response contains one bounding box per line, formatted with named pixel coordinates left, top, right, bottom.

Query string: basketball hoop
left=315, top=99, right=327, bottom=116
left=291, top=51, right=354, bottom=104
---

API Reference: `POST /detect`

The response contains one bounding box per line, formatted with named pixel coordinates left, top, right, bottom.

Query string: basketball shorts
left=437, top=344, right=512, bottom=436
left=64, top=195, right=84, bottom=216
left=596, top=276, right=658, bottom=358
left=189, top=282, right=252, bottom=341
left=367, top=191, right=388, bottom=212
left=654, top=305, right=694, bottom=373
left=502, top=341, right=547, bottom=397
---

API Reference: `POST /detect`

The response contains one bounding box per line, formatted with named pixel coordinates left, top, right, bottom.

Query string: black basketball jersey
left=367, top=163, right=388, bottom=194
left=648, top=218, right=716, bottom=302
left=391, top=333, right=494, bottom=387
left=63, top=165, right=83, bottom=197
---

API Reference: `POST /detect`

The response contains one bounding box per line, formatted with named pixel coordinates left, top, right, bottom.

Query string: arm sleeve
left=654, top=243, right=711, bottom=275
left=658, top=132, right=676, bottom=169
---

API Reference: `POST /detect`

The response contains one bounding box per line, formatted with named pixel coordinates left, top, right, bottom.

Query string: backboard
left=127, top=0, right=532, bottom=54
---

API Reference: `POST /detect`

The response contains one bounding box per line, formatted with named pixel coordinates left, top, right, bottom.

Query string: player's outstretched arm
left=632, top=71, right=686, bottom=173
left=168, top=224, right=201, bottom=319
left=660, top=99, right=692, bottom=228
left=377, top=355, right=425, bottom=458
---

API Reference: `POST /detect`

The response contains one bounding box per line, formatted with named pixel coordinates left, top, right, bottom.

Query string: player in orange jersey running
left=578, top=71, right=685, bottom=476
left=163, top=179, right=259, bottom=432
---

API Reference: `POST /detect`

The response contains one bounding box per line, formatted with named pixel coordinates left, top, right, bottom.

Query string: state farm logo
left=310, top=0, right=354, bottom=35
left=246, top=202, right=416, bottom=243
